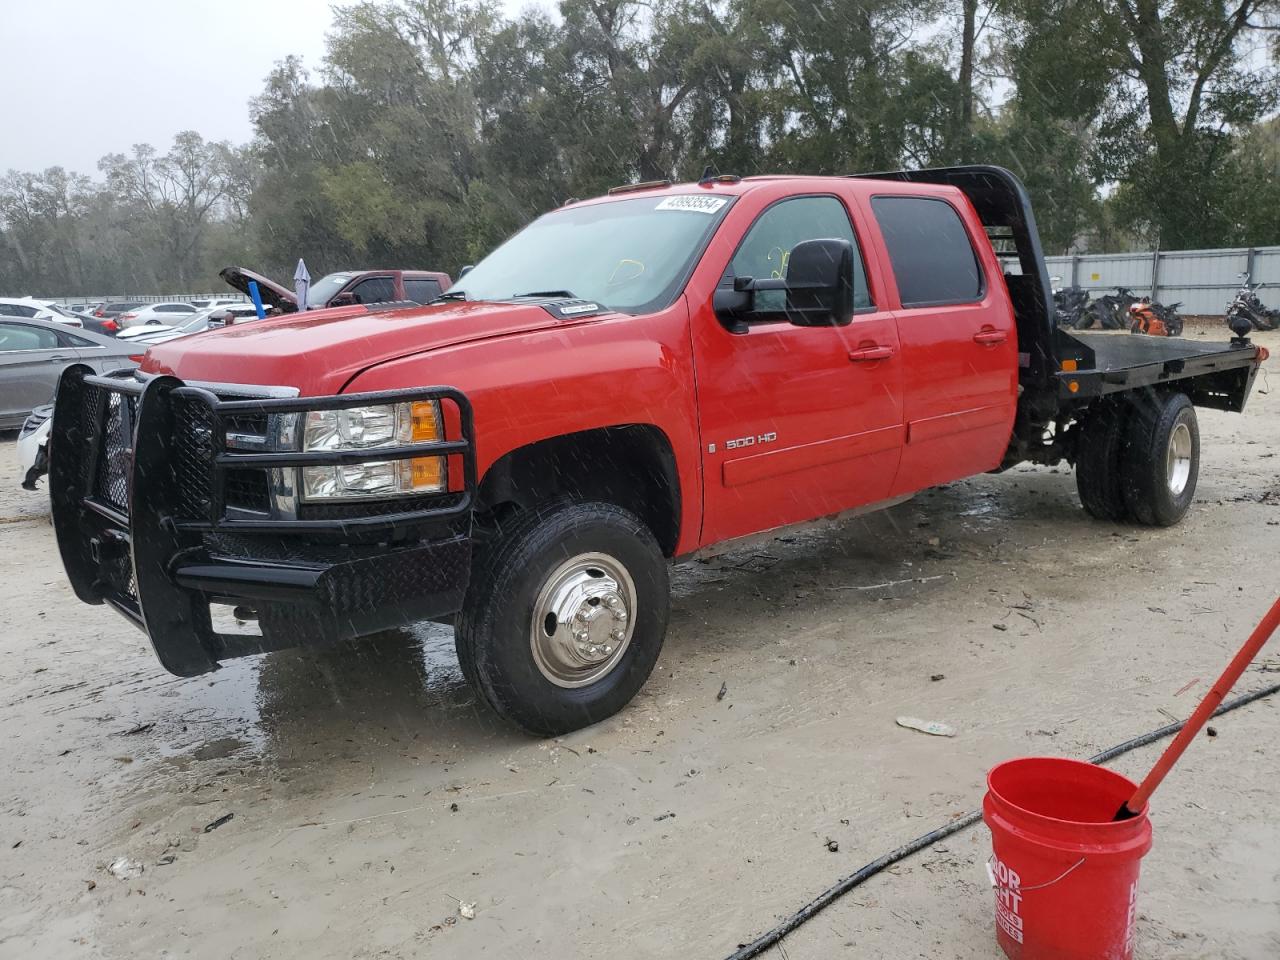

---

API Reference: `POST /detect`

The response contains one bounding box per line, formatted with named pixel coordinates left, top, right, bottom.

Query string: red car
left=50, top=166, right=1265, bottom=735
left=219, top=266, right=452, bottom=312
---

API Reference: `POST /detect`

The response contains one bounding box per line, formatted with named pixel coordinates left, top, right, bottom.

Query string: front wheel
left=455, top=500, right=670, bottom=736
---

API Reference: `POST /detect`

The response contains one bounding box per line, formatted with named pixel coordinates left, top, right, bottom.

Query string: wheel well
left=476, top=425, right=682, bottom=556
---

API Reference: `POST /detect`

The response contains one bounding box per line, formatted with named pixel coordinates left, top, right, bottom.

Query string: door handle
left=47, top=355, right=72, bottom=363
left=973, top=329, right=1006, bottom=345
left=848, top=345, right=894, bottom=362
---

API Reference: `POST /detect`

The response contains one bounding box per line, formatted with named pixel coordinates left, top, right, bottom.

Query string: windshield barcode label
left=655, top=196, right=728, bottom=214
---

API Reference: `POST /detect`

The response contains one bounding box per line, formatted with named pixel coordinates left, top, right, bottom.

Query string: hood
left=141, top=299, right=613, bottom=396
left=219, top=266, right=297, bottom=311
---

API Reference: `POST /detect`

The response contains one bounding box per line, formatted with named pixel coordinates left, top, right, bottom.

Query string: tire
left=1120, top=392, right=1199, bottom=527
left=1074, top=402, right=1129, bottom=522
left=454, top=499, right=670, bottom=736
left=1073, top=305, right=1098, bottom=330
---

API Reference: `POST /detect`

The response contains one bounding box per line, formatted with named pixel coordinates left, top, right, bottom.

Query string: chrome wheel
left=1166, top=421, right=1193, bottom=496
left=530, top=552, right=636, bottom=688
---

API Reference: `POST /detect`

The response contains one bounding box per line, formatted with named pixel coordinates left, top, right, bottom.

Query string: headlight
left=300, top=401, right=446, bottom=500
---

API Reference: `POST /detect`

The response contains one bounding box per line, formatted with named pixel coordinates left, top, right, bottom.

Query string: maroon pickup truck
left=220, top=267, right=452, bottom=313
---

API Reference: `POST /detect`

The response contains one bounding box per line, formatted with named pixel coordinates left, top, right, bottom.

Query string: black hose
left=725, top=681, right=1280, bottom=960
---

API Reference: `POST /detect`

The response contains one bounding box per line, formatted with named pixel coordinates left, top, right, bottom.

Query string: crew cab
left=50, top=167, right=1266, bottom=736
left=220, top=266, right=452, bottom=312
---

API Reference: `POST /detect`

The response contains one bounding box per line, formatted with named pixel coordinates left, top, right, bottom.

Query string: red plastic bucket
left=983, top=757, right=1153, bottom=960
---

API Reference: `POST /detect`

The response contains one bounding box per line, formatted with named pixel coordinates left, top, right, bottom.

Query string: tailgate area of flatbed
left=1063, top=331, right=1262, bottom=410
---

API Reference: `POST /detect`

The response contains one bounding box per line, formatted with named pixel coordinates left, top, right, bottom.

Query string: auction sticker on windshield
left=655, top=196, right=728, bottom=214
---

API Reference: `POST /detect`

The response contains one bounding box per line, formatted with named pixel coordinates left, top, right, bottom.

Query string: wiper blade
left=432, top=291, right=468, bottom=303
left=514, top=289, right=579, bottom=300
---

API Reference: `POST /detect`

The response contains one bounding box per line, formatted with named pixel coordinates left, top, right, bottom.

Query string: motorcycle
left=1052, top=281, right=1091, bottom=328
left=1225, top=273, right=1279, bottom=333
left=1128, top=297, right=1184, bottom=337
left=1075, top=286, right=1139, bottom=330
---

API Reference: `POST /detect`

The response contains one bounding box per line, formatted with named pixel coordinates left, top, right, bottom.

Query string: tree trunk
left=957, top=0, right=978, bottom=157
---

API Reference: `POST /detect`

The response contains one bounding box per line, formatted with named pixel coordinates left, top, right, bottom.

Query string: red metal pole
left=1118, top=594, right=1280, bottom=819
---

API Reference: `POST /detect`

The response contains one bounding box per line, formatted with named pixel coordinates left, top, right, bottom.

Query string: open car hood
left=218, top=266, right=298, bottom=312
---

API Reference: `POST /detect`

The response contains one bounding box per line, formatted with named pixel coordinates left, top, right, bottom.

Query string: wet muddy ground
left=2, top=328, right=1278, bottom=959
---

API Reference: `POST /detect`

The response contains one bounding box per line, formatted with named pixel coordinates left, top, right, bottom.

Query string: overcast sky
left=3, top=0, right=542, bottom=176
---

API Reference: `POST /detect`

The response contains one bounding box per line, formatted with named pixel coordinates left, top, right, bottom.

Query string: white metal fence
left=48, top=293, right=249, bottom=308
left=1045, top=246, right=1280, bottom=316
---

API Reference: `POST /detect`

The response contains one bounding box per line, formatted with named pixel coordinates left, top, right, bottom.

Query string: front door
left=690, top=193, right=905, bottom=546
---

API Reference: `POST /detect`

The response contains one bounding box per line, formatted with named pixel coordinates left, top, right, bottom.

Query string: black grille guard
left=50, top=366, right=477, bottom=677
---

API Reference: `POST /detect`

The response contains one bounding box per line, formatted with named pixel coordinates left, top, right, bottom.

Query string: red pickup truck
left=50, top=166, right=1265, bottom=735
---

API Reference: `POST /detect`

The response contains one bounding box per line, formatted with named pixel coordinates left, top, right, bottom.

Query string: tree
left=98, top=132, right=236, bottom=287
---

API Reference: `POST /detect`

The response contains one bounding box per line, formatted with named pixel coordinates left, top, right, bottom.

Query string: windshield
left=306, top=272, right=356, bottom=308
left=450, top=195, right=734, bottom=314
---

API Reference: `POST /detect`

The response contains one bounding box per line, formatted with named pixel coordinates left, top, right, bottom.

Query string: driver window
left=728, top=196, right=873, bottom=315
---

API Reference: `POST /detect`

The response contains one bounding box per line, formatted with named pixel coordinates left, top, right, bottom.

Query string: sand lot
left=2, top=329, right=1278, bottom=959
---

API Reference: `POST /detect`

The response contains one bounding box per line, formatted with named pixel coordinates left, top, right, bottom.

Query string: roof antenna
left=698, top=163, right=719, bottom=185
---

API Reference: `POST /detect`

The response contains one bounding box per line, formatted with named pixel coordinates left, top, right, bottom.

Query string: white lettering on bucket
left=992, top=856, right=1025, bottom=944
left=1123, top=881, right=1139, bottom=953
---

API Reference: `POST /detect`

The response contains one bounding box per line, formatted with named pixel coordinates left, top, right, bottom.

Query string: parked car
left=49, top=165, right=1268, bottom=736
left=0, top=298, right=83, bottom=327
left=17, top=404, right=52, bottom=490
left=116, top=301, right=200, bottom=329
left=73, top=310, right=123, bottom=337
left=188, top=297, right=243, bottom=310
left=219, top=267, right=451, bottom=313
left=93, top=301, right=146, bottom=320
left=0, top=318, right=139, bottom=429
left=117, top=303, right=261, bottom=346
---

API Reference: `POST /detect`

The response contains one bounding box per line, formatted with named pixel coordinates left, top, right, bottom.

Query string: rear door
left=0, top=322, right=71, bottom=425
left=862, top=193, right=1017, bottom=495
left=404, top=277, right=444, bottom=303
left=690, top=192, right=905, bottom=545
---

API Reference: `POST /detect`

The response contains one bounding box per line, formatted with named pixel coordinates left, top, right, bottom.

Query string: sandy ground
left=1, top=328, right=1278, bottom=960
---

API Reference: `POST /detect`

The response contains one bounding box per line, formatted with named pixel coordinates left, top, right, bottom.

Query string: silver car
left=0, top=318, right=139, bottom=429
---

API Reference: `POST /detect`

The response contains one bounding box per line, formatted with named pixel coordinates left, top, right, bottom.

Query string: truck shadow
left=250, top=623, right=526, bottom=763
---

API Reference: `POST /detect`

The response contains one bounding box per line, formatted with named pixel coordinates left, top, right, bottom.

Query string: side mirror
left=713, top=239, right=856, bottom=332
left=329, top=292, right=358, bottom=307
left=783, top=238, right=854, bottom=327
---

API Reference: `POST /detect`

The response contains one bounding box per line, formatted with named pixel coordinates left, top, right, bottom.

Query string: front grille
left=224, top=468, right=271, bottom=512
left=224, top=413, right=269, bottom=439
left=93, top=392, right=135, bottom=513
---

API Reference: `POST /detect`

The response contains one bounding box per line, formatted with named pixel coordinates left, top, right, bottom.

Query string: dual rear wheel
left=1075, top=391, right=1200, bottom=526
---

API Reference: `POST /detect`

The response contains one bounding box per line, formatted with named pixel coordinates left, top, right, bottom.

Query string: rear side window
left=404, top=278, right=442, bottom=303
left=871, top=196, right=983, bottom=308
left=0, top=303, right=39, bottom=318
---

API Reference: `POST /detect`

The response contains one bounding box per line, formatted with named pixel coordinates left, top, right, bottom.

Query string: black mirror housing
left=783, top=238, right=855, bottom=327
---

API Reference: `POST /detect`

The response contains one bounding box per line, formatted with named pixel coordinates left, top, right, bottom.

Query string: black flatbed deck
left=1062, top=331, right=1262, bottom=411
